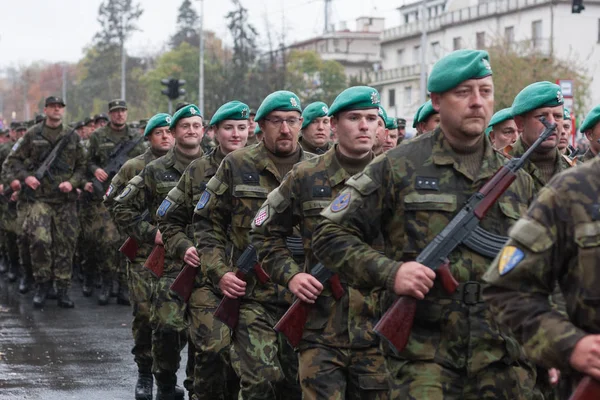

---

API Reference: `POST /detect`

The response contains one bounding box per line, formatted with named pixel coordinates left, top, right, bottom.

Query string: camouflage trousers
left=298, top=345, right=390, bottom=400
left=22, top=201, right=79, bottom=288
left=78, top=201, right=120, bottom=283
left=387, top=359, right=541, bottom=399
left=16, top=202, right=32, bottom=282
left=188, top=284, right=237, bottom=400
left=150, top=268, right=188, bottom=387
left=127, top=257, right=155, bottom=373
left=231, top=301, right=301, bottom=400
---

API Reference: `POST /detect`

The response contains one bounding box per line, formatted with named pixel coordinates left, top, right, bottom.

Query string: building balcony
left=370, top=64, right=421, bottom=85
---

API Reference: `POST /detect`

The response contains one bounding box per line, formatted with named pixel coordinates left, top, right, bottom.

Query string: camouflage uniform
left=200, top=134, right=216, bottom=154
left=312, top=129, right=540, bottom=399
left=194, top=142, right=313, bottom=400
left=159, top=147, right=238, bottom=400
left=0, top=141, right=21, bottom=281
left=483, top=156, right=600, bottom=396
left=85, top=124, right=145, bottom=297
left=2, top=123, right=86, bottom=291
left=251, top=145, right=390, bottom=400
left=105, top=147, right=162, bottom=376
left=114, top=146, right=202, bottom=391
left=579, top=148, right=596, bottom=163
left=298, top=136, right=332, bottom=155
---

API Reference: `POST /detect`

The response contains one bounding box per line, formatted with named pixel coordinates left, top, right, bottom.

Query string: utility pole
left=62, top=63, right=68, bottom=120
left=121, top=14, right=127, bottom=101
left=419, top=0, right=428, bottom=104
left=324, top=0, right=332, bottom=33
left=198, top=0, right=204, bottom=113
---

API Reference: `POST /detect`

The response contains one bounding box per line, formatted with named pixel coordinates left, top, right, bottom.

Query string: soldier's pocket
left=305, top=294, right=335, bottom=330
left=573, top=222, right=600, bottom=319
left=404, top=193, right=457, bottom=248
left=232, top=184, right=268, bottom=227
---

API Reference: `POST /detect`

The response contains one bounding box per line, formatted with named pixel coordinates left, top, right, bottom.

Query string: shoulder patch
left=105, top=184, right=114, bottom=198
left=330, top=192, right=350, bottom=212
left=253, top=205, right=270, bottom=227
left=196, top=191, right=210, bottom=210
left=157, top=199, right=172, bottom=217
left=497, top=246, right=524, bottom=276
left=12, top=138, right=23, bottom=152
left=115, top=186, right=133, bottom=202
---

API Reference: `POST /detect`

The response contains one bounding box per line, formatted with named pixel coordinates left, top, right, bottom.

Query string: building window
left=413, top=45, right=421, bottom=64
left=431, top=41, right=441, bottom=61
left=397, top=48, right=404, bottom=65
left=453, top=37, right=462, bottom=50
left=476, top=32, right=485, bottom=49
left=389, top=89, right=396, bottom=108
left=404, top=86, right=412, bottom=105
left=532, top=20, right=542, bottom=48
left=505, top=26, right=515, bottom=44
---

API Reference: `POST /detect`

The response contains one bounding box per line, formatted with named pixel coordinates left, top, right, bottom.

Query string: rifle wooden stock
left=329, top=274, right=344, bottom=300
left=274, top=299, right=311, bottom=348
left=254, top=264, right=270, bottom=284
left=213, top=269, right=247, bottom=330
left=170, top=265, right=198, bottom=302
left=119, top=237, right=139, bottom=262
left=569, top=376, right=600, bottom=400
left=144, top=245, right=165, bottom=278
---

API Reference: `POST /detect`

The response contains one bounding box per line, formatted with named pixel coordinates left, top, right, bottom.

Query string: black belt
left=446, top=281, right=484, bottom=305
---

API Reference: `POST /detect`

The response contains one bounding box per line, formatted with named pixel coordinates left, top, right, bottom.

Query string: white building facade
left=372, top=0, right=600, bottom=131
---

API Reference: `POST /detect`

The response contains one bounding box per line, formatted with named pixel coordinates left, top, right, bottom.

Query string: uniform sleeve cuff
left=385, top=262, right=402, bottom=293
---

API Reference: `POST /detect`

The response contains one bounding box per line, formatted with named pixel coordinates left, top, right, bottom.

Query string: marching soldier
left=578, top=104, right=600, bottom=162
left=413, top=99, right=440, bottom=136
left=487, top=108, right=518, bottom=150
left=382, top=116, right=399, bottom=152
left=298, top=101, right=332, bottom=154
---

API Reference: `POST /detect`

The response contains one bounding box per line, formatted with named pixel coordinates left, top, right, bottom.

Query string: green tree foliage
left=95, top=0, right=144, bottom=49
left=171, top=0, right=200, bottom=49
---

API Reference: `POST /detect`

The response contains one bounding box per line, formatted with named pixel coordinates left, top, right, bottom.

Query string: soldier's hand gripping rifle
left=374, top=117, right=557, bottom=353
left=213, top=244, right=270, bottom=330
left=119, top=210, right=150, bottom=262
left=274, top=263, right=344, bottom=347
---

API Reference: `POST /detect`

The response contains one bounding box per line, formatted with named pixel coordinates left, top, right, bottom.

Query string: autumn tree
left=171, top=0, right=200, bottom=49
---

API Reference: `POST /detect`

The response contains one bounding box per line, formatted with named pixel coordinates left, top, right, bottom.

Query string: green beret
left=170, top=104, right=202, bottom=130
left=301, top=102, right=329, bottom=129
left=378, top=106, right=388, bottom=124
left=254, top=91, right=302, bottom=122
left=210, top=101, right=250, bottom=126
left=488, top=108, right=514, bottom=128
left=416, top=100, right=437, bottom=124
left=328, top=86, right=380, bottom=117
left=563, top=107, right=571, bottom=120
left=511, top=81, right=564, bottom=117
left=385, top=116, right=398, bottom=130
left=144, top=113, right=171, bottom=137
left=580, top=105, right=600, bottom=132
left=428, top=49, right=492, bottom=93
left=412, top=103, right=424, bottom=128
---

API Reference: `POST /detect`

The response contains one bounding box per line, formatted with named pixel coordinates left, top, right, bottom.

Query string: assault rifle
left=119, top=210, right=151, bottom=262
left=90, top=136, right=144, bottom=199
left=274, top=263, right=344, bottom=347
left=569, top=376, right=600, bottom=400
left=144, top=244, right=165, bottom=278
left=213, top=245, right=270, bottom=329
left=374, top=117, right=557, bottom=353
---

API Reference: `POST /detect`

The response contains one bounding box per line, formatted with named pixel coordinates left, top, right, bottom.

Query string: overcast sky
left=0, top=0, right=403, bottom=69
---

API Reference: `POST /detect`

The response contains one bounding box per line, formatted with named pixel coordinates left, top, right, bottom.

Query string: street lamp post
left=198, top=0, right=204, bottom=113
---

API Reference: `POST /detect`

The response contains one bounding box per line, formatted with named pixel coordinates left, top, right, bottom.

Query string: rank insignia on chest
left=254, top=206, right=269, bottom=227
left=330, top=192, right=350, bottom=212
left=157, top=199, right=172, bottom=217
left=105, top=184, right=114, bottom=197
left=498, top=246, right=524, bottom=276
left=196, top=191, right=210, bottom=210
left=415, top=176, right=439, bottom=191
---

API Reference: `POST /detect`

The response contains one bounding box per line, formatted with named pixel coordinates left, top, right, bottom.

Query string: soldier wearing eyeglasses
left=193, top=91, right=314, bottom=399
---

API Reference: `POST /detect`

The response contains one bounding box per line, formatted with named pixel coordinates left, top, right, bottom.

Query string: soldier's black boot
left=46, top=282, right=57, bottom=299
left=135, top=372, right=153, bottom=400
left=18, top=275, right=32, bottom=294
left=33, top=282, right=50, bottom=308
left=0, top=256, right=8, bottom=274
left=82, top=274, right=94, bottom=297
left=57, top=288, right=75, bottom=308
left=156, top=385, right=184, bottom=400
left=110, top=280, right=119, bottom=297
left=7, top=261, right=18, bottom=282
left=98, top=278, right=111, bottom=305
left=116, top=285, right=130, bottom=306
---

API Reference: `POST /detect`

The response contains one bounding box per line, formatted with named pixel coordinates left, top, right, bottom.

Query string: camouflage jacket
left=2, top=122, right=86, bottom=204
left=298, top=136, right=332, bottom=155
left=312, top=128, right=534, bottom=374
left=251, top=145, right=383, bottom=348
left=158, top=147, right=225, bottom=263
left=507, top=138, right=571, bottom=193
left=87, top=124, right=146, bottom=202
left=113, top=147, right=202, bottom=271
left=580, top=148, right=596, bottom=163
left=0, top=141, right=14, bottom=180
left=194, top=142, right=314, bottom=307
left=483, top=156, right=600, bottom=373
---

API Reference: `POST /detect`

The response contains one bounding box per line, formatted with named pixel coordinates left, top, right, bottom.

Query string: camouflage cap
left=328, top=86, right=380, bottom=117
left=15, top=123, right=27, bottom=132
left=108, top=99, right=127, bottom=112
left=301, top=101, right=329, bottom=129
left=255, top=90, right=302, bottom=122
left=386, top=116, right=398, bottom=130
left=428, top=49, right=492, bottom=93
left=45, top=96, right=66, bottom=107
left=94, top=113, right=109, bottom=122
left=34, top=114, right=45, bottom=124
left=144, top=113, right=172, bottom=137
left=397, top=118, right=407, bottom=128
left=170, top=104, right=202, bottom=130
left=209, top=101, right=250, bottom=126
left=580, top=104, right=600, bottom=133
left=511, top=81, right=563, bottom=117
left=84, top=117, right=94, bottom=126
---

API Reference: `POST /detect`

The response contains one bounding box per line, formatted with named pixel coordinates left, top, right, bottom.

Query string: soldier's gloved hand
left=548, top=368, right=560, bottom=385
left=25, top=176, right=40, bottom=190
left=58, top=181, right=73, bottom=193
left=94, top=168, right=108, bottom=182
left=393, top=261, right=436, bottom=299
left=569, top=334, right=600, bottom=380
left=219, top=272, right=246, bottom=299
left=183, top=247, right=200, bottom=267
left=84, top=182, right=93, bottom=192
left=10, top=180, right=21, bottom=192
left=288, top=273, right=323, bottom=304
left=155, top=230, right=163, bottom=245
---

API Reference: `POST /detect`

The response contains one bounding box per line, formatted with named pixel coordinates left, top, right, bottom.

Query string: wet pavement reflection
left=0, top=277, right=187, bottom=399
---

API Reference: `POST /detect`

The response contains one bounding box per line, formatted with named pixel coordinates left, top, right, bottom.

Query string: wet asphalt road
left=0, top=277, right=188, bottom=400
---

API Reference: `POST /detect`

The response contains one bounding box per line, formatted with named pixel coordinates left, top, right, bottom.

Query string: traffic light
left=161, top=78, right=186, bottom=100
left=572, top=0, right=584, bottom=13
